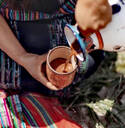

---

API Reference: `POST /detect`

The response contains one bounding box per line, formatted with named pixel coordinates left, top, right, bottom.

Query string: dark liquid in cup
left=51, top=40, right=80, bottom=73
left=50, top=58, right=73, bottom=73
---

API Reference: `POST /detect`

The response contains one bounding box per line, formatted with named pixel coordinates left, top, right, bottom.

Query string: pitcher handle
left=95, top=31, right=104, bottom=50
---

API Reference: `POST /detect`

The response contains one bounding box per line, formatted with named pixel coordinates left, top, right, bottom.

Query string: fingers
left=38, top=71, right=59, bottom=91
left=75, top=0, right=112, bottom=34
left=46, top=82, right=59, bottom=90
left=26, top=53, right=62, bottom=91
left=39, top=55, right=62, bottom=90
left=21, top=53, right=59, bottom=90
left=35, top=53, right=59, bottom=90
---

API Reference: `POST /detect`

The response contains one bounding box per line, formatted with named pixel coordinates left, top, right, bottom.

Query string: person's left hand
left=20, top=53, right=59, bottom=90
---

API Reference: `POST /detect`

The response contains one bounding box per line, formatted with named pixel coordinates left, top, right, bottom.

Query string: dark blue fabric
left=16, top=21, right=51, bottom=54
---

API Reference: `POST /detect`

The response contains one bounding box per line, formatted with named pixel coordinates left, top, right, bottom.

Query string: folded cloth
left=0, top=90, right=13, bottom=128
left=7, top=95, right=26, bottom=128
left=0, top=92, right=82, bottom=128
left=20, top=93, right=82, bottom=128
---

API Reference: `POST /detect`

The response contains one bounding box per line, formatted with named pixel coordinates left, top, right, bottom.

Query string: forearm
left=0, top=14, right=27, bottom=66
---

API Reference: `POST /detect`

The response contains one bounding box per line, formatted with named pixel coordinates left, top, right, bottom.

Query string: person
left=0, top=0, right=112, bottom=127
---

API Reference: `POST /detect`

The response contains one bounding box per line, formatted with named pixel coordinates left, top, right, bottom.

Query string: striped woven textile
left=0, top=0, right=7, bottom=9
left=7, top=95, right=26, bottom=128
left=0, top=8, right=67, bottom=21
left=20, top=93, right=82, bottom=128
left=0, top=90, right=13, bottom=128
left=0, top=98, right=13, bottom=127
left=0, top=0, right=76, bottom=21
left=0, top=94, right=26, bottom=128
left=61, top=0, right=76, bottom=14
left=0, top=92, right=82, bottom=128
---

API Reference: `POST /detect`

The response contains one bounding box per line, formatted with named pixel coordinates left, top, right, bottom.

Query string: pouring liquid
left=63, top=39, right=81, bottom=72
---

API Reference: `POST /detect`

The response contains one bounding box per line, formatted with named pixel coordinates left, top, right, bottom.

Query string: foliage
left=63, top=52, right=125, bottom=128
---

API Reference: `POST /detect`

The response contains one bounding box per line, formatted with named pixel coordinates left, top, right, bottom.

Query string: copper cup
left=46, top=46, right=78, bottom=89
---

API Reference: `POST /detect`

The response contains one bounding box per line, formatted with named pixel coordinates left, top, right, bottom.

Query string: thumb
left=46, top=82, right=59, bottom=90
left=39, top=72, right=59, bottom=90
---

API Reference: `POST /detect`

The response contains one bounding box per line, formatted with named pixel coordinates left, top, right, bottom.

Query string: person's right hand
left=75, top=0, right=112, bottom=36
left=20, top=53, right=59, bottom=91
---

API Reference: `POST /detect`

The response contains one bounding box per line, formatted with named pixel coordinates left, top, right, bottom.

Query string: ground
left=62, top=52, right=125, bottom=128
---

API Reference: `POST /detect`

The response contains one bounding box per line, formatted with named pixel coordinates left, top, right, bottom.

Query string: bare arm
left=0, top=14, right=58, bottom=90
left=0, top=14, right=27, bottom=66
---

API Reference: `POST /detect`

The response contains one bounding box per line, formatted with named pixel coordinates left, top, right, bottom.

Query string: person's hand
left=75, top=0, right=112, bottom=36
left=20, top=53, right=59, bottom=90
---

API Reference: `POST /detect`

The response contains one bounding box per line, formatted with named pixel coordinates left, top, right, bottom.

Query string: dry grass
left=62, top=52, right=125, bottom=128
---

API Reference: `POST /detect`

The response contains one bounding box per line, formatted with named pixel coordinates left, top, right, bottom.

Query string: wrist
left=16, top=51, right=29, bottom=67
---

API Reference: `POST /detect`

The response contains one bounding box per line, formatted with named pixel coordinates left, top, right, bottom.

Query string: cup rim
left=47, top=46, right=78, bottom=75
